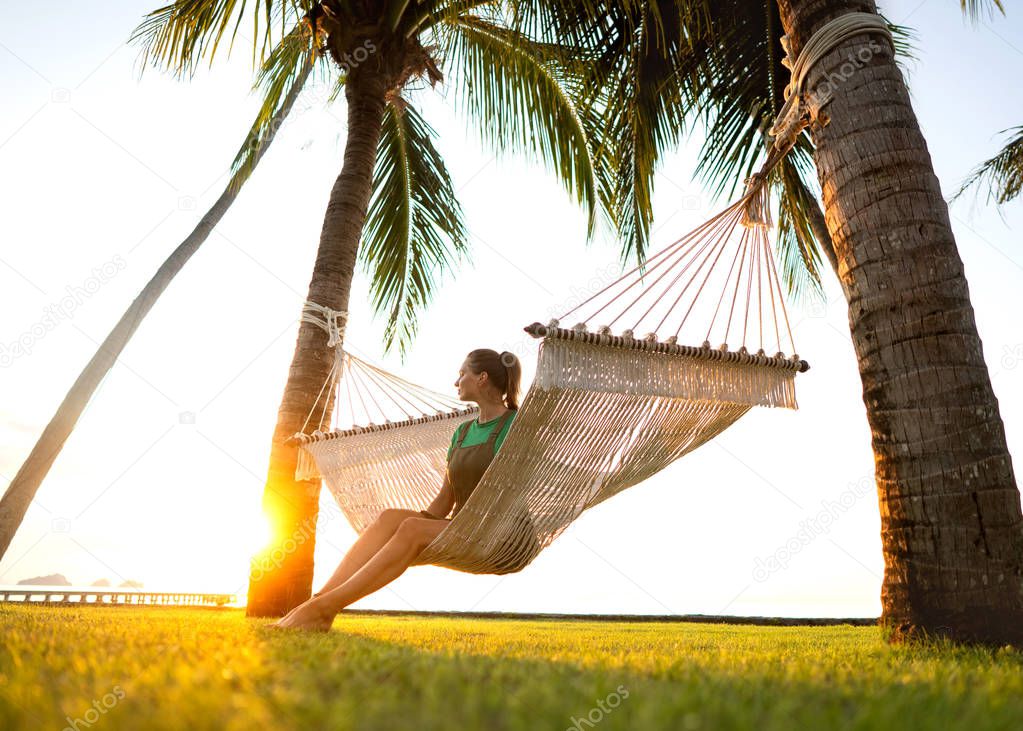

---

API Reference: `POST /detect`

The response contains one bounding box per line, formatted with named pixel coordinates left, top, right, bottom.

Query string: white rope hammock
left=291, top=186, right=805, bottom=574
left=286, top=11, right=891, bottom=576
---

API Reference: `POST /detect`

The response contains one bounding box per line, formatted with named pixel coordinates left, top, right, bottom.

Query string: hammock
left=289, top=163, right=808, bottom=574
left=283, top=9, right=893, bottom=577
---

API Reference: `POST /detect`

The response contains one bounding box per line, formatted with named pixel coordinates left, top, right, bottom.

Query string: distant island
left=13, top=575, right=144, bottom=588
left=17, top=574, right=70, bottom=586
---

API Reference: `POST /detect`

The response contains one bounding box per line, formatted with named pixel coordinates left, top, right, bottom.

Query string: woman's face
left=454, top=359, right=486, bottom=401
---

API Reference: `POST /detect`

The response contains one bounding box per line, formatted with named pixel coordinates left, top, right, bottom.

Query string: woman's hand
left=423, top=474, right=454, bottom=519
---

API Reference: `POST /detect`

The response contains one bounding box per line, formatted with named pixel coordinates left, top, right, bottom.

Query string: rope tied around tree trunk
left=298, top=300, right=349, bottom=434
left=301, top=300, right=348, bottom=348
left=767, top=11, right=893, bottom=152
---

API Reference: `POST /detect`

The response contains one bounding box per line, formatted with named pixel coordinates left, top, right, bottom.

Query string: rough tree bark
left=776, top=0, right=1023, bottom=645
left=245, top=68, right=389, bottom=617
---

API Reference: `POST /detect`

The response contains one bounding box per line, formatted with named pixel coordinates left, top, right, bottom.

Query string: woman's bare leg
left=276, top=509, right=434, bottom=623
left=314, top=508, right=425, bottom=596
left=273, top=517, right=447, bottom=631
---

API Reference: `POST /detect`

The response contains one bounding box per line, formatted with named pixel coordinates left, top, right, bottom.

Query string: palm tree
left=0, top=10, right=317, bottom=561
left=522, top=0, right=1021, bottom=644
left=251, top=4, right=614, bottom=617
left=565, top=0, right=1021, bottom=645
left=129, top=0, right=614, bottom=617
left=776, top=0, right=1021, bottom=646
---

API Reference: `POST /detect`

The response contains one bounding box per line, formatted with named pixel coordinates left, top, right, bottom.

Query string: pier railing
left=0, top=588, right=235, bottom=607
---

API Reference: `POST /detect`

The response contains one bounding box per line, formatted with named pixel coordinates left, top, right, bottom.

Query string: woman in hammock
left=272, top=348, right=521, bottom=631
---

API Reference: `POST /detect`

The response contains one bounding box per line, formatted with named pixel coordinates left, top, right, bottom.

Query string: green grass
left=1, top=606, right=1021, bottom=730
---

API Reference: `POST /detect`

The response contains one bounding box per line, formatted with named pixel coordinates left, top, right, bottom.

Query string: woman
left=271, top=348, right=521, bottom=631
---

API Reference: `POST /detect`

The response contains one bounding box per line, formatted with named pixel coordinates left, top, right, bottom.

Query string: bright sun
left=247, top=511, right=274, bottom=557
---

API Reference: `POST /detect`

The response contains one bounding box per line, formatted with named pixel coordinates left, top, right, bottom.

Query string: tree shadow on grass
left=252, top=613, right=1023, bottom=731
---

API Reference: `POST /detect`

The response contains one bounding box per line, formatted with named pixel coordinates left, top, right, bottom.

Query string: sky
left=0, top=1, right=1021, bottom=618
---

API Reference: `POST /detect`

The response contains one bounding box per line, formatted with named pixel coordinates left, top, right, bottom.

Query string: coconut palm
left=546, top=0, right=1021, bottom=645
left=765, top=0, right=1021, bottom=648
left=135, top=0, right=618, bottom=617
left=0, top=11, right=317, bottom=562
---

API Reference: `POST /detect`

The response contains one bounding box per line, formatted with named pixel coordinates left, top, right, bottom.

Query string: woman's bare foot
left=274, top=594, right=315, bottom=623
left=269, top=598, right=335, bottom=632
left=267, top=591, right=326, bottom=627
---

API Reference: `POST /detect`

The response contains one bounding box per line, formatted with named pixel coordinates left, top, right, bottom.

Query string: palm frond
left=597, top=10, right=698, bottom=264
left=690, top=7, right=910, bottom=193
left=129, top=0, right=307, bottom=80
left=887, top=20, right=917, bottom=62
left=403, top=0, right=496, bottom=38
left=360, top=103, right=470, bottom=359
left=958, top=0, right=1005, bottom=24
left=774, top=152, right=826, bottom=304
left=227, top=26, right=321, bottom=193
left=684, top=1, right=834, bottom=303
left=439, top=14, right=600, bottom=237
left=533, top=2, right=912, bottom=286
left=575, top=2, right=707, bottom=264
left=953, top=125, right=1023, bottom=205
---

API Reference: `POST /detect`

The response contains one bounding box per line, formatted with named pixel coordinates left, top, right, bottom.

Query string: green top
left=447, top=410, right=517, bottom=460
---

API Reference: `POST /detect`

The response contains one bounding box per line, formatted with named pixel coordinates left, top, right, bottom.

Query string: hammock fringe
left=535, top=338, right=799, bottom=410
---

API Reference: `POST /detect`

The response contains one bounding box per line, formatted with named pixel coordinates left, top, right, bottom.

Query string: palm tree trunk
left=807, top=196, right=838, bottom=275
left=0, top=63, right=312, bottom=562
left=776, top=0, right=1023, bottom=645
left=245, top=71, right=389, bottom=617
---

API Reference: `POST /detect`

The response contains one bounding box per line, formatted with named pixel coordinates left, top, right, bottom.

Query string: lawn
left=1, top=606, right=1021, bottom=730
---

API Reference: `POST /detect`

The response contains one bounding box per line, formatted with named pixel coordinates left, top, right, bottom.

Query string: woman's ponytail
left=499, top=351, right=521, bottom=410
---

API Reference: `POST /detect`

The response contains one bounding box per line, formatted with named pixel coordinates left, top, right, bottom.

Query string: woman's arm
left=421, top=471, right=454, bottom=518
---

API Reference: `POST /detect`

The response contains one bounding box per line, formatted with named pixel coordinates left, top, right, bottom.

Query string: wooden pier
left=0, top=589, right=235, bottom=607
